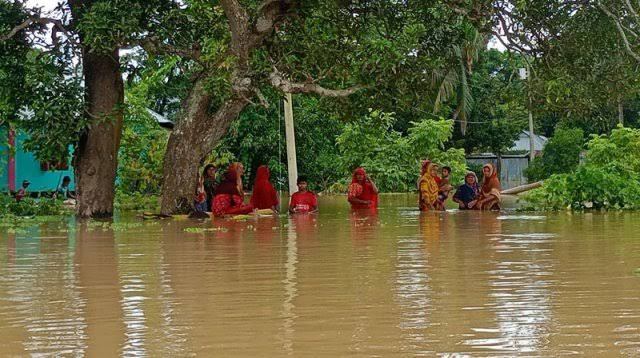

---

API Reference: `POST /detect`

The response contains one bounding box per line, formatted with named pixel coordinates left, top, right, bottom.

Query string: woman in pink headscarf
left=347, top=167, right=379, bottom=209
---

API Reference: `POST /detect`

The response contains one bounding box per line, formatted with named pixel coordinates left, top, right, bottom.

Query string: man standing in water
left=289, top=176, right=318, bottom=214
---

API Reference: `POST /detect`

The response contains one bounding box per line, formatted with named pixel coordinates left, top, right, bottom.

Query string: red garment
left=249, top=165, right=279, bottom=210
left=290, top=191, right=318, bottom=213
left=348, top=167, right=378, bottom=209
left=212, top=194, right=253, bottom=216
left=215, top=165, right=242, bottom=196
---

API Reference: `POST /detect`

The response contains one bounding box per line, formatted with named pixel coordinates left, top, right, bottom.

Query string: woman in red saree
left=347, top=167, right=378, bottom=210
left=211, top=162, right=254, bottom=216
left=249, top=165, right=279, bottom=212
left=418, top=160, right=439, bottom=211
left=474, top=163, right=501, bottom=210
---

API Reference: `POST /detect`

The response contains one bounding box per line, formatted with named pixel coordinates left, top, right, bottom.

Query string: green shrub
left=114, top=190, right=160, bottom=211
left=524, top=127, right=584, bottom=181
left=335, top=110, right=467, bottom=192
left=0, top=194, right=67, bottom=217
left=523, top=126, right=640, bottom=210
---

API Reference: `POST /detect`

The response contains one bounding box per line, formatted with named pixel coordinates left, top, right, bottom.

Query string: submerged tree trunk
left=74, top=50, right=124, bottom=218
left=160, top=78, right=249, bottom=214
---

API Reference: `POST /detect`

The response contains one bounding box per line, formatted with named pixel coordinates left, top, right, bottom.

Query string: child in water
left=435, top=166, right=453, bottom=210
left=194, top=175, right=208, bottom=212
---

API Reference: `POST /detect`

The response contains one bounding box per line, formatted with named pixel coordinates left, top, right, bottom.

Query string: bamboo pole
left=501, top=181, right=543, bottom=195
left=284, top=93, right=298, bottom=195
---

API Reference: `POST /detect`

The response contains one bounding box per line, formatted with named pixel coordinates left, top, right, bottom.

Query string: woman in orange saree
left=474, top=163, right=501, bottom=210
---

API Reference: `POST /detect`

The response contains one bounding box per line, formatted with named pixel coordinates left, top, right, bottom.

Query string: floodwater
left=1, top=194, right=640, bottom=357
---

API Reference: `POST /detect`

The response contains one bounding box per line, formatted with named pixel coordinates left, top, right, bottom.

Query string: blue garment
left=454, top=183, right=479, bottom=208
left=195, top=201, right=209, bottom=213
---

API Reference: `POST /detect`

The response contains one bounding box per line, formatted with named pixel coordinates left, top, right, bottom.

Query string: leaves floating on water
left=183, top=227, right=229, bottom=234
left=633, top=268, right=640, bottom=277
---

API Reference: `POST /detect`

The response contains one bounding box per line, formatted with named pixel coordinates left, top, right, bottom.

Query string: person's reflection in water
left=76, top=220, right=125, bottom=356
left=475, top=211, right=553, bottom=354
left=252, top=215, right=279, bottom=245
left=394, top=212, right=440, bottom=352
left=290, top=213, right=318, bottom=241
left=350, top=208, right=379, bottom=241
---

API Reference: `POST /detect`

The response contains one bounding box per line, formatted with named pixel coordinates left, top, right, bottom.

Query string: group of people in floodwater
left=196, top=160, right=501, bottom=216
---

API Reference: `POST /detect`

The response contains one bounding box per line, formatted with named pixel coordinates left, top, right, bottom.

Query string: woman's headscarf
left=481, top=163, right=501, bottom=199
left=250, top=165, right=279, bottom=209
left=419, top=161, right=439, bottom=208
left=454, top=171, right=479, bottom=205
left=348, top=167, right=378, bottom=208
left=352, top=167, right=367, bottom=184
left=215, top=163, right=243, bottom=196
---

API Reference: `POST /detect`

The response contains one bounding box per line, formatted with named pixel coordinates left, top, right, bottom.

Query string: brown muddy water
left=1, top=194, right=640, bottom=356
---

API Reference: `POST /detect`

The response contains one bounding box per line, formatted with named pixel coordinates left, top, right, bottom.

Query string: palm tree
left=432, top=25, right=487, bottom=135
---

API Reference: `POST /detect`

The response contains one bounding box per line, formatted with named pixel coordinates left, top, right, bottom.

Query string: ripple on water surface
left=1, top=195, right=640, bottom=356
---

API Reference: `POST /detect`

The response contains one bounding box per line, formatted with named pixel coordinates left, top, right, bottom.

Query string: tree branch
left=138, top=37, right=202, bottom=62
left=251, top=0, right=299, bottom=47
left=0, top=16, right=74, bottom=46
left=597, top=1, right=640, bottom=62
left=269, top=68, right=364, bottom=97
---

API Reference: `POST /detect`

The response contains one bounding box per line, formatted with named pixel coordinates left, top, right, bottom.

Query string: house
left=510, top=130, right=548, bottom=156
left=466, top=131, right=549, bottom=189
left=0, top=127, right=75, bottom=193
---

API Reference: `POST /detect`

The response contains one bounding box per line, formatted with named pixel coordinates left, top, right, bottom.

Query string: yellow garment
left=419, top=172, right=439, bottom=209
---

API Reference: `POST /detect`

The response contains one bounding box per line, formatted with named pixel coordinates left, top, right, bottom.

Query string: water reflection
left=76, top=220, right=124, bottom=356
left=394, top=212, right=435, bottom=353
left=478, top=214, right=554, bottom=354
left=0, top=196, right=640, bottom=356
left=280, top=217, right=298, bottom=354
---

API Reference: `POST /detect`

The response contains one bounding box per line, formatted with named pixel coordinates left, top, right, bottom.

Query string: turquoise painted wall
left=0, top=131, right=8, bottom=192
left=0, top=128, right=75, bottom=192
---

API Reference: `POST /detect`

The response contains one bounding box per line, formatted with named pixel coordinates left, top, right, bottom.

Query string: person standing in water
left=289, top=176, right=318, bottom=214
left=474, top=163, right=501, bottom=210
left=418, top=160, right=439, bottom=211
left=348, top=167, right=378, bottom=210
left=202, top=164, right=217, bottom=211
left=453, top=172, right=479, bottom=210
left=211, top=162, right=253, bottom=216
left=250, top=165, right=279, bottom=213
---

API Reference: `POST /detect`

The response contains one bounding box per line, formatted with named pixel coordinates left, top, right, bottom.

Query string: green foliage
left=336, top=110, right=467, bottom=192
left=0, top=195, right=68, bottom=217
left=450, top=49, right=528, bottom=154
left=118, top=58, right=175, bottom=194
left=523, top=126, right=640, bottom=210
left=525, top=127, right=584, bottom=181
left=114, top=190, right=160, bottom=211
left=18, top=51, right=84, bottom=162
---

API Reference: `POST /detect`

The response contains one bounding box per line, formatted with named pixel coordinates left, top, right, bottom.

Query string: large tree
left=2, top=0, right=176, bottom=217
left=156, top=0, right=476, bottom=214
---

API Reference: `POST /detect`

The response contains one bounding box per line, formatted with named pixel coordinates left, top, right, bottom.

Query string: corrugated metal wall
left=467, top=156, right=530, bottom=189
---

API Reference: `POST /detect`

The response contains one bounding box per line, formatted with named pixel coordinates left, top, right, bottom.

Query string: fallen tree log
left=501, top=181, right=543, bottom=195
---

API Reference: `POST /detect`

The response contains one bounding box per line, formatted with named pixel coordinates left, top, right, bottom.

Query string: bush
left=523, top=126, right=640, bottom=210
left=524, top=127, right=584, bottom=181
left=335, top=110, right=467, bottom=192
left=114, top=190, right=160, bottom=211
left=0, top=194, right=68, bottom=216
